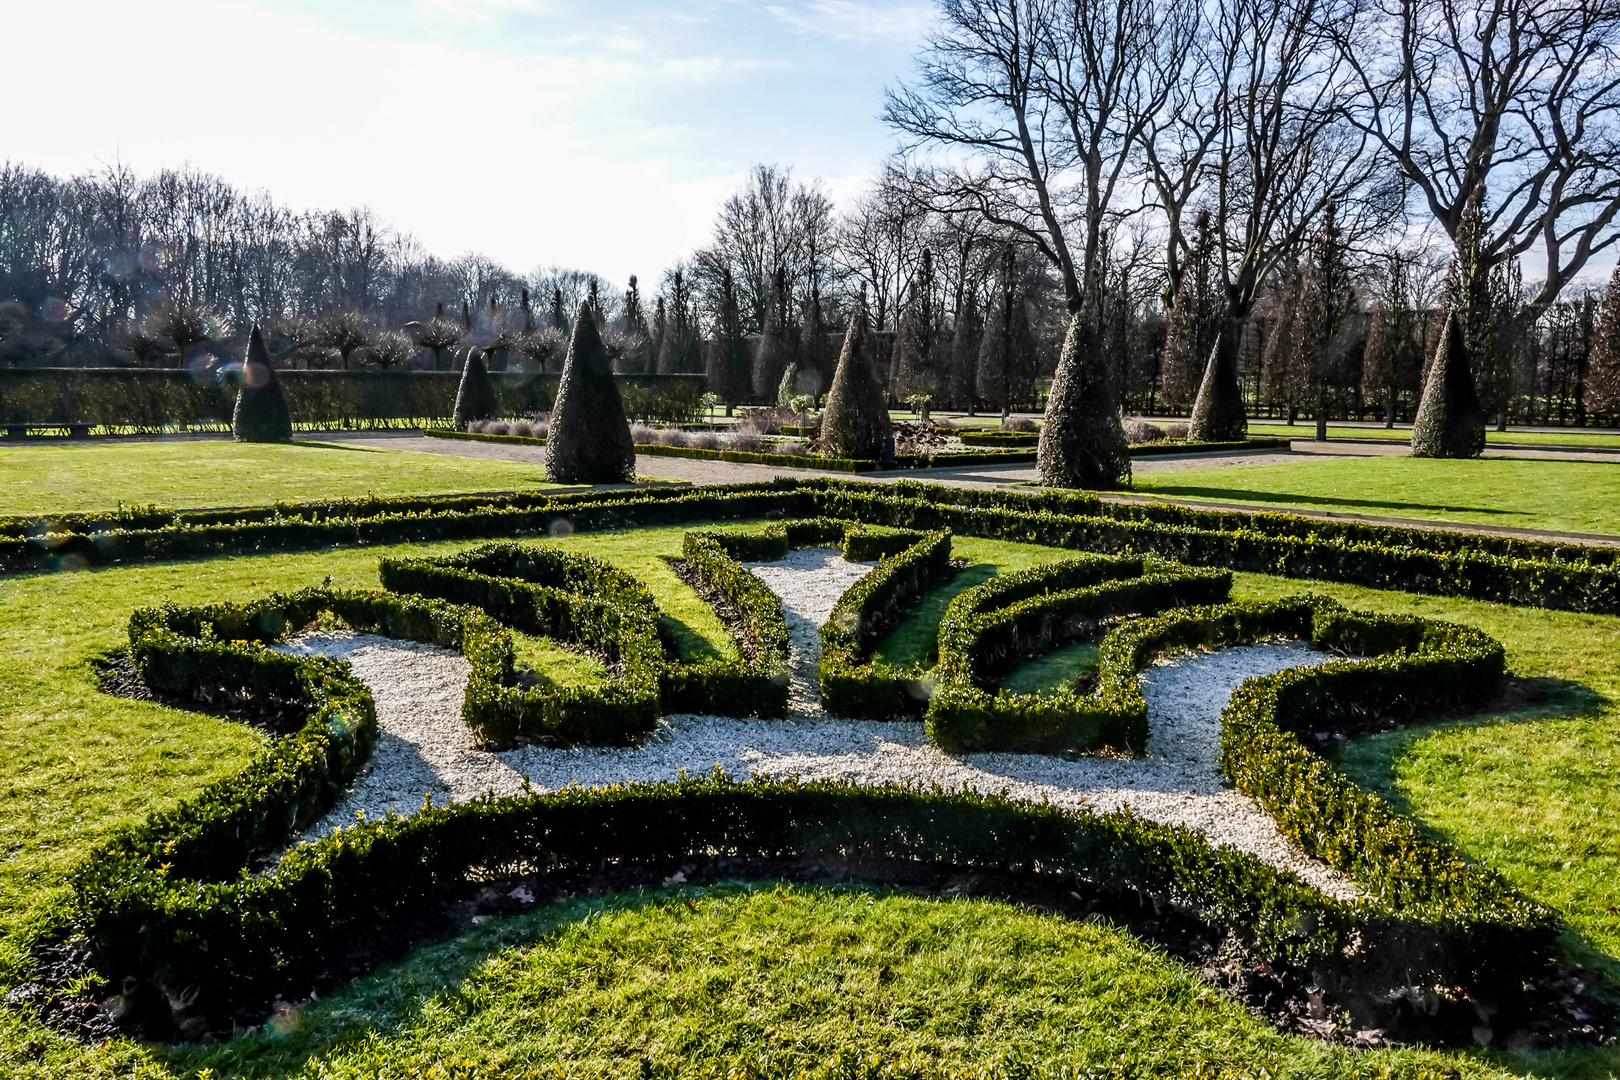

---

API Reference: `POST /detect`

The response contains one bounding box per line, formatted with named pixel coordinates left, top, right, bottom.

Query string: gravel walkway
left=280, top=552, right=1359, bottom=899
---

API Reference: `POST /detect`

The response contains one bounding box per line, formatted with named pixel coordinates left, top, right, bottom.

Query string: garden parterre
left=0, top=482, right=1613, bottom=1080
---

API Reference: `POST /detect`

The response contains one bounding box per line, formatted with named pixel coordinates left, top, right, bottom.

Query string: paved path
left=309, top=430, right=1620, bottom=547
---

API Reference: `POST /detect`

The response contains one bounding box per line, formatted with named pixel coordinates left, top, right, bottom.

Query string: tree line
left=4, top=0, right=1620, bottom=434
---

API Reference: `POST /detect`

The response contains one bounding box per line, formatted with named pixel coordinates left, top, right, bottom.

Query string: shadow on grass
left=1133, top=485, right=1530, bottom=517
left=871, top=563, right=1000, bottom=671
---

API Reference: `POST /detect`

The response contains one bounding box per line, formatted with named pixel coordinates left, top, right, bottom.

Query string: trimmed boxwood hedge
left=666, top=532, right=792, bottom=717
left=378, top=543, right=664, bottom=747
left=820, top=529, right=956, bottom=719
left=69, top=514, right=1555, bottom=1030
left=925, top=557, right=1233, bottom=754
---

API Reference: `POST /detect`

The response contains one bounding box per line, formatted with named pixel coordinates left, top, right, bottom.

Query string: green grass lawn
left=1129, top=454, right=1620, bottom=534
left=0, top=439, right=583, bottom=516
left=2, top=524, right=1619, bottom=1077
left=1245, top=422, right=1620, bottom=448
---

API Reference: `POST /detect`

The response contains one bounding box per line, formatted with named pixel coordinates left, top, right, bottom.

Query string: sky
left=0, top=0, right=934, bottom=285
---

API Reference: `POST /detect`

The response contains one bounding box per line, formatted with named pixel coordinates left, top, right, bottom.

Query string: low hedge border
left=377, top=544, right=665, bottom=747
left=424, top=427, right=545, bottom=447
left=804, top=480, right=1620, bottom=612
left=666, top=532, right=793, bottom=717
left=1128, top=437, right=1291, bottom=456
left=820, top=530, right=956, bottom=719
left=924, top=557, right=1233, bottom=755
left=70, top=532, right=1554, bottom=1031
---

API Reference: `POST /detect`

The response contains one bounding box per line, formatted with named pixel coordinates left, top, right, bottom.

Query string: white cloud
left=765, top=0, right=934, bottom=43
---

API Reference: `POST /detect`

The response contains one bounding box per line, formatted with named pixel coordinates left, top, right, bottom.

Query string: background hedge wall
left=0, top=368, right=707, bottom=432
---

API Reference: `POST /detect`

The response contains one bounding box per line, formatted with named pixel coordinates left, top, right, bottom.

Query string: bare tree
left=693, top=165, right=836, bottom=333
left=1329, top=0, right=1620, bottom=319
left=886, top=0, right=1197, bottom=316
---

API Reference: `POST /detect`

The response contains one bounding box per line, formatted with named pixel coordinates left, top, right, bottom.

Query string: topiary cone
left=1410, top=310, right=1486, bottom=458
left=545, top=302, right=635, bottom=484
left=452, top=345, right=498, bottom=430
left=820, top=299, right=891, bottom=461
left=1037, top=312, right=1131, bottom=489
left=1187, top=332, right=1247, bottom=442
left=232, top=325, right=293, bottom=443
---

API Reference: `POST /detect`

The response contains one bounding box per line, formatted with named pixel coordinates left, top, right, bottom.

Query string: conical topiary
left=545, top=302, right=636, bottom=483
left=1186, top=330, right=1247, bottom=442
left=232, top=325, right=293, bottom=442
left=1410, top=310, right=1486, bottom=458
left=1037, top=312, right=1131, bottom=489
left=452, top=345, right=498, bottom=429
left=820, top=297, right=891, bottom=461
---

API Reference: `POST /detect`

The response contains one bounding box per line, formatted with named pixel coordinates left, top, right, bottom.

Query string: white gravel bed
left=279, top=551, right=1359, bottom=900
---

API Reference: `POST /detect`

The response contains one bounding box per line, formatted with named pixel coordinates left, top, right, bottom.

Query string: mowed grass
left=0, top=524, right=1618, bottom=1076
left=1245, top=422, right=1620, bottom=448
left=1130, top=454, right=1620, bottom=534
left=0, top=439, right=581, bottom=515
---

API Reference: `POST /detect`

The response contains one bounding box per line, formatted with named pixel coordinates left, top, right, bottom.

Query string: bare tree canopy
left=1328, top=0, right=1620, bottom=311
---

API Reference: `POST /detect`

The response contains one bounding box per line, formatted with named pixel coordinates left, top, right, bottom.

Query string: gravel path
left=280, top=552, right=1359, bottom=899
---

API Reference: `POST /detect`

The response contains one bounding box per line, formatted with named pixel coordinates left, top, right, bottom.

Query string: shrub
left=820, top=530, right=955, bottom=718
left=662, top=532, right=792, bottom=716
left=925, top=557, right=1233, bottom=754
left=451, top=346, right=499, bottom=430
left=725, top=431, right=764, bottom=452
left=1187, top=337, right=1248, bottom=442
left=232, top=326, right=293, bottom=443
left=1411, top=310, right=1486, bottom=458
left=1123, top=418, right=1166, bottom=444
left=820, top=301, right=891, bottom=460
left=1165, top=422, right=1189, bottom=439
left=545, top=303, right=636, bottom=484
left=1037, top=313, right=1132, bottom=489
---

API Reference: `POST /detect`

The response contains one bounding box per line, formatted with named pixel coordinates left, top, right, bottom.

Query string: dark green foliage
left=976, top=248, right=1036, bottom=413
left=1186, top=333, right=1247, bottom=442
left=820, top=530, right=955, bottom=718
left=1410, top=311, right=1486, bottom=458
left=12, top=476, right=1620, bottom=614
left=925, top=557, right=1231, bottom=754
left=713, top=269, right=752, bottom=405
left=820, top=300, right=892, bottom=460
left=666, top=532, right=792, bottom=716
left=958, top=430, right=1037, bottom=447
left=545, top=303, right=636, bottom=484
left=451, top=346, right=498, bottom=429
left=231, top=326, right=293, bottom=443
left=378, top=545, right=663, bottom=747
left=752, top=267, right=794, bottom=400
left=889, top=249, right=937, bottom=403
left=1037, top=313, right=1132, bottom=489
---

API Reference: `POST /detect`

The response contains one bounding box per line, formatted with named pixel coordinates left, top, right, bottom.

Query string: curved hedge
left=819, top=529, right=956, bottom=719
left=925, top=556, right=1233, bottom=754
left=70, top=520, right=1557, bottom=1035
left=378, top=544, right=664, bottom=747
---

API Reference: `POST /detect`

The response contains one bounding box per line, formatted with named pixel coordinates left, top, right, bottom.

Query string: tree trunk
left=1385, top=394, right=1396, bottom=428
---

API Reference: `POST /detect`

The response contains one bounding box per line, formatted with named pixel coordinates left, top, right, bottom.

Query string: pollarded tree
left=752, top=267, right=795, bottom=400
left=1587, top=268, right=1620, bottom=417
left=1038, top=309, right=1131, bottom=489
left=545, top=303, right=636, bottom=484
left=412, top=303, right=463, bottom=371
left=1411, top=309, right=1486, bottom=458
left=233, top=325, right=293, bottom=443
left=453, top=346, right=499, bottom=429
left=890, top=249, right=938, bottom=412
left=820, top=292, right=891, bottom=460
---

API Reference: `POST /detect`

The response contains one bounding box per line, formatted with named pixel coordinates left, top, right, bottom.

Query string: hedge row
left=924, top=558, right=1232, bottom=755
left=1123, top=597, right=1551, bottom=993
left=819, top=530, right=956, bottom=719
left=668, top=533, right=793, bottom=717
left=804, top=481, right=1620, bottom=612
left=378, top=544, right=664, bottom=747
left=0, top=368, right=708, bottom=431
left=11, top=474, right=1620, bottom=615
